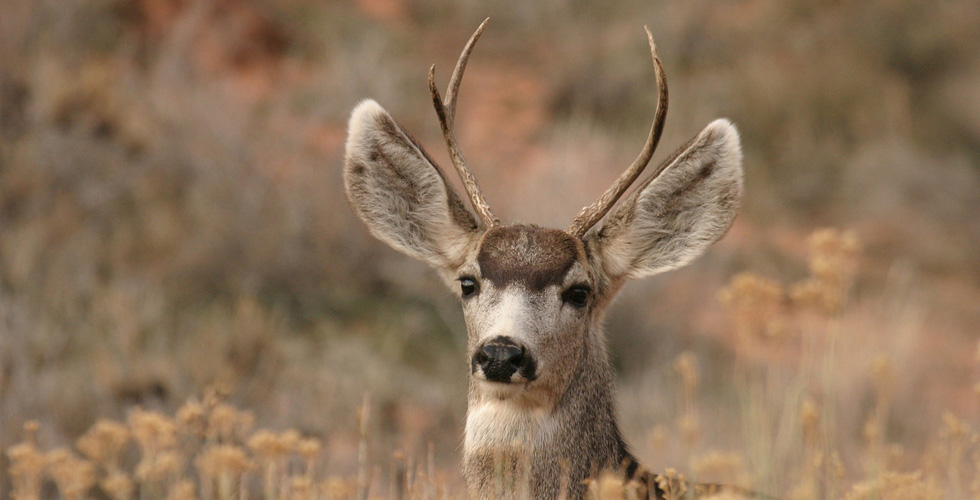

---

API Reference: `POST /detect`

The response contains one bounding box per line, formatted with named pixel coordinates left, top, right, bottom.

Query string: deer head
left=343, top=19, right=742, bottom=499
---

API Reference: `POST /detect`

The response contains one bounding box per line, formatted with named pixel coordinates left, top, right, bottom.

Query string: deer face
left=459, top=225, right=594, bottom=403
left=343, top=21, right=746, bottom=498
left=343, top=22, right=742, bottom=411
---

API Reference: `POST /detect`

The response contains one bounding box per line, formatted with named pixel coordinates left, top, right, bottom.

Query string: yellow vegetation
left=6, top=231, right=980, bottom=500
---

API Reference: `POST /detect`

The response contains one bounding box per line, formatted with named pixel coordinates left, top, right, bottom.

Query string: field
left=2, top=0, right=980, bottom=498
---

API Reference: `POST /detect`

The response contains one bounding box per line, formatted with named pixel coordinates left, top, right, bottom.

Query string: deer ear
left=344, top=100, right=479, bottom=269
left=588, top=119, right=743, bottom=281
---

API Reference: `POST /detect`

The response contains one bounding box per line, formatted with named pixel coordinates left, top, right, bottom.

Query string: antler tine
left=568, top=27, right=668, bottom=238
left=445, top=17, right=489, bottom=123
left=428, top=18, right=498, bottom=228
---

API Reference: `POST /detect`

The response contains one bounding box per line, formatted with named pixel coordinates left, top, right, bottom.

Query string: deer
left=343, top=19, right=760, bottom=499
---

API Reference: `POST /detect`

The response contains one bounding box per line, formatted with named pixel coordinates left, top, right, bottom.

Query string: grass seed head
left=164, top=480, right=198, bottom=500
left=100, top=472, right=135, bottom=500
left=207, top=403, right=255, bottom=442
left=129, top=408, right=178, bottom=453
left=289, top=476, right=314, bottom=500
left=196, top=444, right=253, bottom=478
left=790, top=228, right=861, bottom=315
left=691, top=450, right=748, bottom=486
left=203, top=383, right=233, bottom=409
left=7, top=422, right=48, bottom=500
left=298, top=437, right=322, bottom=461
left=654, top=469, right=687, bottom=500
left=77, top=420, right=131, bottom=468
left=585, top=470, right=624, bottom=500
left=177, top=400, right=207, bottom=436
left=940, top=411, right=968, bottom=441
left=247, top=429, right=295, bottom=462
left=841, top=471, right=942, bottom=500
left=279, top=429, right=301, bottom=452
left=136, top=449, right=183, bottom=482
left=719, top=272, right=786, bottom=341
left=46, top=448, right=96, bottom=500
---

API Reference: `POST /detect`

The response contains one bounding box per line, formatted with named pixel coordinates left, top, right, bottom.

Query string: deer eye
left=458, top=276, right=479, bottom=298
left=562, top=285, right=591, bottom=308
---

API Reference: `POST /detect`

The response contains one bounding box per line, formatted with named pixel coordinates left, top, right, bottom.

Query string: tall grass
left=2, top=0, right=980, bottom=499
left=5, top=230, right=980, bottom=499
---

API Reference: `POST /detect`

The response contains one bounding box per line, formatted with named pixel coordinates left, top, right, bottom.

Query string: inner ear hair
left=590, top=118, right=743, bottom=281
left=343, top=100, right=478, bottom=269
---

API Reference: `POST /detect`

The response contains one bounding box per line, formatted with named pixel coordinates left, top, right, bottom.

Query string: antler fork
left=567, top=27, right=669, bottom=238
left=428, top=18, right=499, bottom=228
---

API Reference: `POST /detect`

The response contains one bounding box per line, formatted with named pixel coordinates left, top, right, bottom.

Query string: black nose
left=472, top=337, right=535, bottom=382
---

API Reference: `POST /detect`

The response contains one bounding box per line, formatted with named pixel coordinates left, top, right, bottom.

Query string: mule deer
left=343, top=19, right=753, bottom=499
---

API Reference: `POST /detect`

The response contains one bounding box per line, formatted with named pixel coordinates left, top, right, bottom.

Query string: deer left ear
left=587, top=119, right=743, bottom=281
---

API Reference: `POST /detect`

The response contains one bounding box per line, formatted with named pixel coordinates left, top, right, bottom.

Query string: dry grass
left=2, top=0, right=980, bottom=499
left=6, top=230, right=980, bottom=499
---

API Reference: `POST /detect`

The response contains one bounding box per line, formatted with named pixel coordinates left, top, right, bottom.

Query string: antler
left=428, top=18, right=499, bottom=228
left=567, top=27, right=668, bottom=239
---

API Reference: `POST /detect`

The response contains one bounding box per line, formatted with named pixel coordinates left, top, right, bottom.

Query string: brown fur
left=344, top=98, right=749, bottom=499
left=478, top=225, right=582, bottom=291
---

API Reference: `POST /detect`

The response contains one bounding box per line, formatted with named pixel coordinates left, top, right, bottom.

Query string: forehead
left=477, top=225, right=584, bottom=291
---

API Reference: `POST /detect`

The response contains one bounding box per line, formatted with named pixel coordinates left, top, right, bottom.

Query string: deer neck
left=462, top=322, right=631, bottom=498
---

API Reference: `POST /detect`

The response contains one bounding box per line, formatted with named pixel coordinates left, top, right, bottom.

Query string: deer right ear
left=344, top=100, right=480, bottom=269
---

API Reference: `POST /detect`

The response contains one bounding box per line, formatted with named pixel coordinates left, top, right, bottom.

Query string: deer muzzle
left=471, top=336, right=537, bottom=383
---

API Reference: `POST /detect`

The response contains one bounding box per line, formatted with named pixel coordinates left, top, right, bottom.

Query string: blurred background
left=2, top=0, right=979, bottom=496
